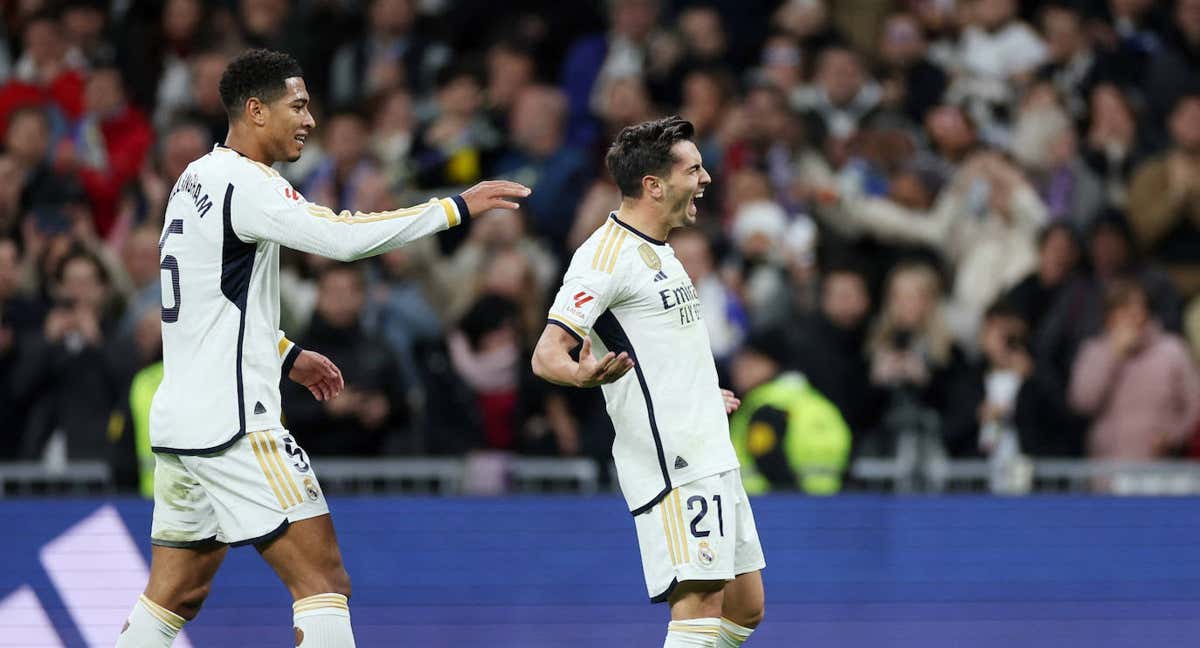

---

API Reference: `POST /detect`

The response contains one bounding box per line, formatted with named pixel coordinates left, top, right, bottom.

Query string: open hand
left=461, top=180, right=532, bottom=215
left=721, top=389, right=741, bottom=414
left=574, top=336, right=634, bottom=388
left=289, top=350, right=345, bottom=401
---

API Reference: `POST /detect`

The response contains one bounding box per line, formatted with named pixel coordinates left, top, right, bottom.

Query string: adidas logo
left=653, top=270, right=668, bottom=282
left=253, top=401, right=267, bottom=415
left=674, top=456, right=689, bottom=469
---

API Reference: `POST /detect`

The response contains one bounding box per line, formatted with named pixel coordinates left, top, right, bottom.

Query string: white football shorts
left=633, top=468, right=766, bottom=603
left=150, top=428, right=329, bottom=547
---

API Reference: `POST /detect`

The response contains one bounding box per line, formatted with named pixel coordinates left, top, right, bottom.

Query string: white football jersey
left=151, top=145, right=466, bottom=453
left=547, top=213, right=739, bottom=514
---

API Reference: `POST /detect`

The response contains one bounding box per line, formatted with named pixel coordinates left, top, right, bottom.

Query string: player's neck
left=615, top=201, right=671, bottom=244
left=224, top=126, right=274, bottom=166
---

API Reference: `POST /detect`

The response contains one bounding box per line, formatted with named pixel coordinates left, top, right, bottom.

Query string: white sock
left=114, top=594, right=184, bottom=647
left=664, top=617, right=722, bottom=647
left=715, top=617, right=755, bottom=646
left=293, top=593, right=356, bottom=647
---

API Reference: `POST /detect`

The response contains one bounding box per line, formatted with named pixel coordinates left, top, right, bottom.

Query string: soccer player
left=115, top=49, right=529, bottom=648
left=531, top=116, right=765, bottom=647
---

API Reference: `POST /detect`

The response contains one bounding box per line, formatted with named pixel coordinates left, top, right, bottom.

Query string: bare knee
left=735, top=603, right=764, bottom=629
left=293, top=563, right=352, bottom=601
left=669, top=581, right=725, bottom=620
left=158, top=583, right=211, bottom=621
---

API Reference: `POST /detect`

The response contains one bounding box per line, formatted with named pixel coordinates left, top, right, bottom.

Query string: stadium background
left=2, top=0, right=1200, bottom=645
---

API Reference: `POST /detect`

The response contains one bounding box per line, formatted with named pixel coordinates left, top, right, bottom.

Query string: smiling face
left=657, top=140, right=711, bottom=229
left=262, top=77, right=315, bottom=163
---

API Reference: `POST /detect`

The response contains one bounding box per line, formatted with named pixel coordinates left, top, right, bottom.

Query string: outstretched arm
left=531, top=324, right=634, bottom=388
left=237, top=179, right=530, bottom=262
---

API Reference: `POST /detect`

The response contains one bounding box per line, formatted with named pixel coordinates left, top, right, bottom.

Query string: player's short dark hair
left=218, top=49, right=303, bottom=120
left=605, top=116, right=695, bottom=198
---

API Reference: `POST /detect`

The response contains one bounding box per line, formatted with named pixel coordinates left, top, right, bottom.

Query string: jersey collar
left=610, top=212, right=667, bottom=246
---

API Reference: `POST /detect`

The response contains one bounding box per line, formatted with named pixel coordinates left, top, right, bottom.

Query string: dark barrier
left=1, top=496, right=1198, bottom=647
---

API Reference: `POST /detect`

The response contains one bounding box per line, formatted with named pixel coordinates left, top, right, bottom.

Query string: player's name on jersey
left=170, top=171, right=214, bottom=219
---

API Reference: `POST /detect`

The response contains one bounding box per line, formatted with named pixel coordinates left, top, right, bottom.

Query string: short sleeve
left=546, top=246, right=627, bottom=344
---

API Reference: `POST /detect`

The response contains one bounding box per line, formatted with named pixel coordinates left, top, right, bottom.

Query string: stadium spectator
left=125, top=0, right=214, bottom=123
left=948, top=0, right=1047, bottom=144
left=302, top=109, right=378, bottom=209
left=774, top=261, right=884, bottom=443
left=0, top=235, right=42, bottom=457
left=1009, top=86, right=1104, bottom=229
left=5, top=106, right=86, bottom=217
left=493, top=85, right=591, bottom=256
left=874, top=11, right=948, bottom=126
left=867, top=262, right=968, bottom=453
left=793, top=45, right=883, bottom=143
left=1005, top=222, right=1082, bottom=335
left=1127, top=93, right=1200, bottom=301
left=944, top=299, right=1082, bottom=459
left=1142, top=0, right=1200, bottom=128
left=1036, top=210, right=1183, bottom=404
left=561, top=0, right=662, bottom=148
left=329, top=0, right=450, bottom=106
left=172, top=49, right=231, bottom=146
left=59, top=63, right=154, bottom=238
left=1082, top=83, right=1145, bottom=209
left=283, top=263, right=406, bottom=457
left=447, top=293, right=524, bottom=451
left=411, top=64, right=504, bottom=191
left=1035, top=3, right=1101, bottom=120
left=826, top=150, right=1047, bottom=344
left=0, top=10, right=86, bottom=133
left=756, top=32, right=805, bottom=99
left=678, top=67, right=734, bottom=172
left=11, top=247, right=123, bottom=461
left=1069, top=280, right=1200, bottom=460
left=729, top=329, right=852, bottom=494
left=369, top=87, right=416, bottom=189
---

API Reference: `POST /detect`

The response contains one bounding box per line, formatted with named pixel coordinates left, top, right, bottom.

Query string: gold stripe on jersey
left=439, top=198, right=459, bottom=227
left=214, top=146, right=280, bottom=177
left=250, top=159, right=280, bottom=177
left=246, top=432, right=288, bottom=508
left=594, top=225, right=623, bottom=274
left=278, top=337, right=291, bottom=356
left=265, top=433, right=304, bottom=505
left=673, top=489, right=689, bottom=563
left=661, top=501, right=679, bottom=565
left=304, top=201, right=433, bottom=225
left=590, top=222, right=615, bottom=270
left=547, top=314, right=587, bottom=339
left=604, top=230, right=628, bottom=273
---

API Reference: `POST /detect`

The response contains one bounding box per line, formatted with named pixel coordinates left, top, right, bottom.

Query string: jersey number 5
left=159, top=219, right=184, bottom=322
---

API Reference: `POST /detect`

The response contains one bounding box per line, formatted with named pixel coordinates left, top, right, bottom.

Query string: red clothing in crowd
left=76, top=105, right=153, bottom=236
left=0, top=71, right=85, bottom=138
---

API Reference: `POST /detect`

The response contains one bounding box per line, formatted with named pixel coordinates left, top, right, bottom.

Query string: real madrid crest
left=697, top=540, right=715, bottom=567
left=638, top=243, right=661, bottom=271
left=303, top=477, right=320, bottom=502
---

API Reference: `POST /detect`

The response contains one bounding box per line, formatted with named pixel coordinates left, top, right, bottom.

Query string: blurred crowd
left=1, top=0, right=1200, bottom=492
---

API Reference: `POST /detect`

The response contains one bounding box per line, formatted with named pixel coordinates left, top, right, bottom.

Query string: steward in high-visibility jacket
left=730, top=372, right=852, bottom=494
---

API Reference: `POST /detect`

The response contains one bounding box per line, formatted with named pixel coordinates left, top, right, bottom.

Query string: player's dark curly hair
left=605, top=116, right=695, bottom=198
left=218, top=49, right=303, bottom=120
